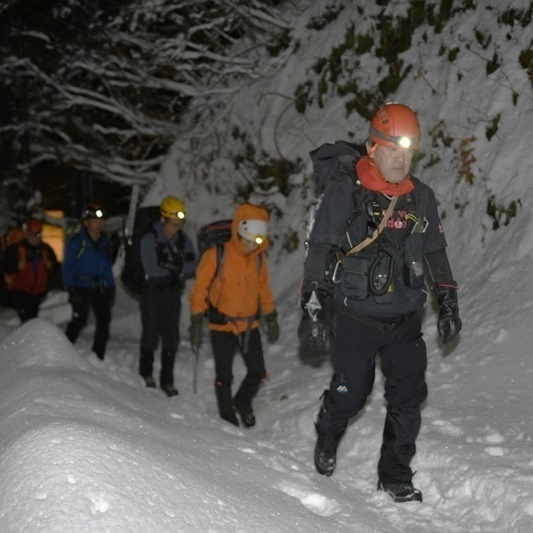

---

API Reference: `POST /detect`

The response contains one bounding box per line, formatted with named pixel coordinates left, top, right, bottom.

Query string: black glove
left=264, top=310, right=279, bottom=343
left=298, top=287, right=330, bottom=352
left=435, top=285, right=462, bottom=344
left=189, top=313, right=204, bottom=353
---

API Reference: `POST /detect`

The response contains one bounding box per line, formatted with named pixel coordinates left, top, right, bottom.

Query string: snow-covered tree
left=0, top=0, right=292, bottom=199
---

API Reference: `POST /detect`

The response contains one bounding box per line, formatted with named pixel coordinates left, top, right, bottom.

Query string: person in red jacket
left=189, top=203, right=279, bottom=427
left=2, top=218, right=57, bottom=323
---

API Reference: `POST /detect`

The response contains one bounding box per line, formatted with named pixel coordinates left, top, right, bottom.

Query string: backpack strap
left=346, top=196, right=399, bottom=256
left=408, top=177, right=429, bottom=234
left=214, top=241, right=225, bottom=280
left=75, top=232, right=87, bottom=260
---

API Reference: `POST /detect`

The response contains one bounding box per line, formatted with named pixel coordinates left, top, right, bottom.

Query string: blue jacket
left=62, top=227, right=115, bottom=290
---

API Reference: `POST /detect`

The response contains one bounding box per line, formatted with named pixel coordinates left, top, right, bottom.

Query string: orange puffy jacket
left=189, top=204, right=276, bottom=334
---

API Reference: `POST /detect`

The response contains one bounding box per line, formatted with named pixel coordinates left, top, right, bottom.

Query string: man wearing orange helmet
left=2, top=218, right=57, bottom=322
left=299, top=103, right=461, bottom=502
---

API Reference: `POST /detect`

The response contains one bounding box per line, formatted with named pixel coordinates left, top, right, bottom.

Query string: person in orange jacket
left=2, top=218, right=57, bottom=322
left=188, top=203, right=279, bottom=427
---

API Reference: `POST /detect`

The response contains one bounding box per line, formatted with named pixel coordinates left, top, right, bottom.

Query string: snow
left=2, top=1, right=533, bottom=531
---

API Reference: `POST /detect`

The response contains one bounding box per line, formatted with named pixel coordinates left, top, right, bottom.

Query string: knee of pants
left=141, top=337, right=159, bottom=353
left=327, top=383, right=370, bottom=420
left=246, top=367, right=267, bottom=382
left=385, top=373, right=428, bottom=409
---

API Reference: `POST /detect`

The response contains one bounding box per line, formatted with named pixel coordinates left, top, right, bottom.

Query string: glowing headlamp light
left=397, top=137, right=413, bottom=149
left=162, top=210, right=185, bottom=220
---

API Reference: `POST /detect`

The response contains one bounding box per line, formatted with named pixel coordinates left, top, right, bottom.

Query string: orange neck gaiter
left=356, top=156, right=414, bottom=196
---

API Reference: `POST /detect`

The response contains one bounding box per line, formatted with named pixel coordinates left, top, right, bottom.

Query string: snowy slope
left=2, top=0, right=533, bottom=531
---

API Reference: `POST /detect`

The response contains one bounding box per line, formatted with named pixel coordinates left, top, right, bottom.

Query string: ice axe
left=192, top=344, right=199, bottom=394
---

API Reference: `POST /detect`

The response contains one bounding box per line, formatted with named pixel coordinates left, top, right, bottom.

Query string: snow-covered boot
left=314, top=401, right=346, bottom=476
left=143, top=376, right=156, bottom=388
left=215, top=381, right=239, bottom=426
left=233, top=400, right=256, bottom=428
left=378, top=480, right=422, bottom=503
left=160, top=383, right=178, bottom=397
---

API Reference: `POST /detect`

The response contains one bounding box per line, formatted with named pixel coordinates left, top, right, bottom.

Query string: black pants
left=140, top=285, right=181, bottom=385
left=66, top=287, right=112, bottom=358
left=322, top=309, right=428, bottom=483
left=10, top=290, right=44, bottom=323
left=210, top=328, right=266, bottom=405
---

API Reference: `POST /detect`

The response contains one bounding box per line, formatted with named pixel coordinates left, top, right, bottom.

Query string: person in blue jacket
left=139, top=196, right=197, bottom=397
left=63, top=204, right=115, bottom=360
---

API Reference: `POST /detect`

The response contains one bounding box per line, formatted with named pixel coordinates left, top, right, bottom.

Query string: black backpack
left=120, top=206, right=160, bottom=297
left=196, top=218, right=263, bottom=279
left=306, top=141, right=364, bottom=250
left=196, top=219, right=232, bottom=257
left=309, top=140, right=365, bottom=195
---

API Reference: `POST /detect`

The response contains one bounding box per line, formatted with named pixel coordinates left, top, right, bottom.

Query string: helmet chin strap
left=368, top=142, right=379, bottom=156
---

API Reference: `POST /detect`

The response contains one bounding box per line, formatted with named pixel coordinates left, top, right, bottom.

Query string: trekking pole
left=192, top=345, right=199, bottom=394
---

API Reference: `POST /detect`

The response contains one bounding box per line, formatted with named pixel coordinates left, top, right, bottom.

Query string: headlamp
left=369, top=126, right=418, bottom=150
left=161, top=209, right=185, bottom=220
left=83, top=206, right=106, bottom=220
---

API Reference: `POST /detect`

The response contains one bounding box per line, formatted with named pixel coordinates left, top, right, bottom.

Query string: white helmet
left=238, top=219, right=268, bottom=244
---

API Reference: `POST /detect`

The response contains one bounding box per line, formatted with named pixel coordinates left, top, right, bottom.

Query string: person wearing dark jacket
left=139, top=196, right=196, bottom=397
left=299, top=103, right=462, bottom=503
left=2, top=218, right=57, bottom=322
left=63, top=204, right=115, bottom=360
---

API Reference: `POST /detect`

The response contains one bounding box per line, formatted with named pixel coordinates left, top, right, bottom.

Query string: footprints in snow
left=237, top=444, right=340, bottom=517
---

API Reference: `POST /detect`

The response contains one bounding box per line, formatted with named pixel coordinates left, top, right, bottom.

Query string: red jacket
left=3, top=240, right=56, bottom=295
left=189, top=204, right=276, bottom=333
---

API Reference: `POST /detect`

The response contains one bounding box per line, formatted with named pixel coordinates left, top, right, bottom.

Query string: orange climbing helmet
left=369, top=102, right=421, bottom=150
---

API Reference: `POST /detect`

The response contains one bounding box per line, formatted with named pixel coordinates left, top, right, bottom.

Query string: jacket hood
left=231, top=203, right=270, bottom=252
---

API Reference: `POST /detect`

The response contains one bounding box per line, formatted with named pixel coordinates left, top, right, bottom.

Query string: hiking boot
left=314, top=433, right=338, bottom=476
left=161, top=383, right=179, bottom=397
left=215, top=381, right=239, bottom=426
left=313, top=396, right=346, bottom=476
left=143, top=376, right=156, bottom=388
left=234, top=401, right=256, bottom=428
left=378, top=480, right=423, bottom=503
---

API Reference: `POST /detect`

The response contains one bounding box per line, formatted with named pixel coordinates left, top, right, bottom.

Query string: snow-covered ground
left=1, top=213, right=532, bottom=532
left=2, top=0, right=533, bottom=531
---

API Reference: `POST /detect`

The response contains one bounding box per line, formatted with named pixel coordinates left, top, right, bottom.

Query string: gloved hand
left=297, top=288, right=330, bottom=352
left=189, top=313, right=204, bottom=353
left=264, top=310, right=279, bottom=343
left=435, top=285, right=462, bottom=344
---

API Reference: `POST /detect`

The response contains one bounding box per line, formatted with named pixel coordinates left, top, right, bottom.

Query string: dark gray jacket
left=303, top=165, right=454, bottom=317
